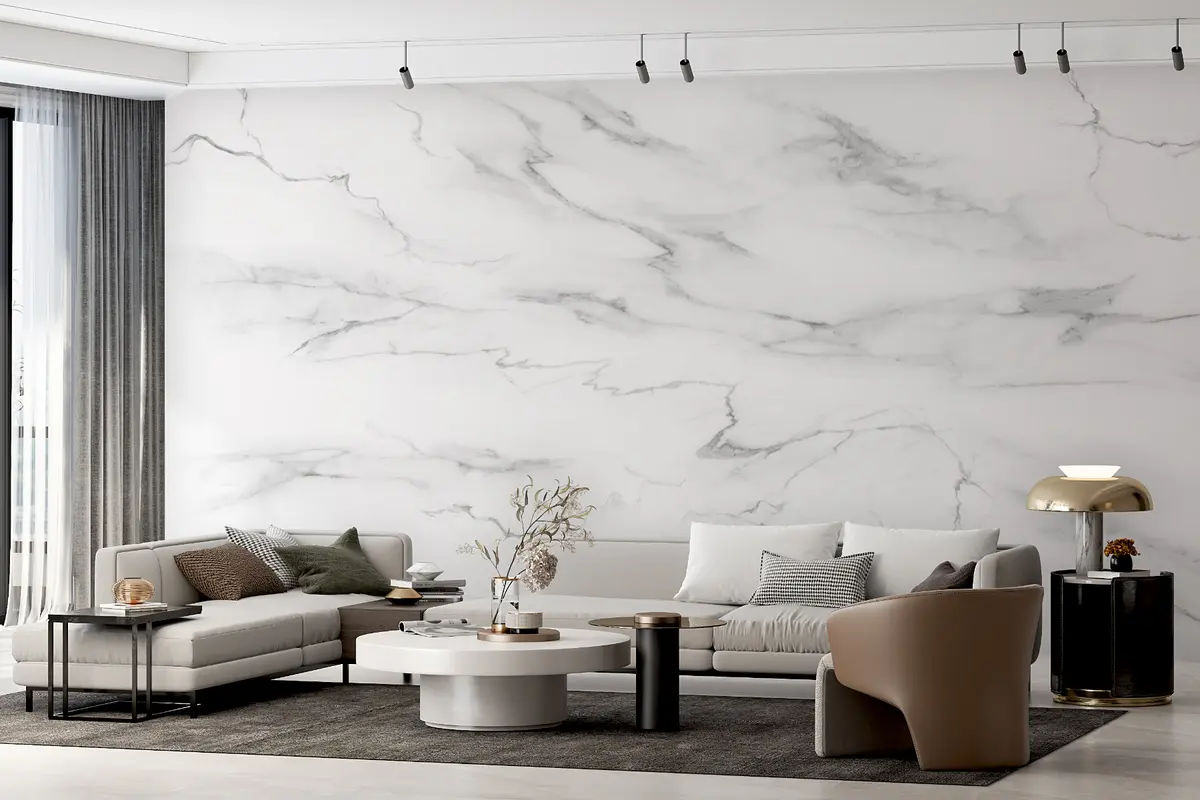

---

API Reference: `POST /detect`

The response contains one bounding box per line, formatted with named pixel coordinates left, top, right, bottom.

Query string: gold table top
left=589, top=615, right=727, bottom=630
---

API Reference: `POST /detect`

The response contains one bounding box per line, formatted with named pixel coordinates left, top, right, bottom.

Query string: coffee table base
left=419, top=674, right=568, bottom=731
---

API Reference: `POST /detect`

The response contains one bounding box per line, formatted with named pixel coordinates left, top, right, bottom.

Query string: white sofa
left=427, top=539, right=1043, bottom=677
left=11, top=530, right=412, bottom=698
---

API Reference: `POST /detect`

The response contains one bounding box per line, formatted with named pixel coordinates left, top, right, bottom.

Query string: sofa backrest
left=93, top=530, right=413, bottom=607
left=538, top=539, right=1020, bottom=602
left=544, top=540, right=690, bottom=600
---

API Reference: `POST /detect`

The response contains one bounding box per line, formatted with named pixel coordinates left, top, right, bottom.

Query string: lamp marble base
left=1075, top=511, right=1103, bottom=575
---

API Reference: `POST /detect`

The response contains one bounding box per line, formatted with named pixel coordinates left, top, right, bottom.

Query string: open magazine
left=398, top=619, right=475, bottom=638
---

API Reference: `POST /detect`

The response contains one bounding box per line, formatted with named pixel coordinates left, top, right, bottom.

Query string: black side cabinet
left=1051, top=569, right=1173, bottom=706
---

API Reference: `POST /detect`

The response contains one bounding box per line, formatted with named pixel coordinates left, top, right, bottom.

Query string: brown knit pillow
left=175, top=543, right=286, bottom=601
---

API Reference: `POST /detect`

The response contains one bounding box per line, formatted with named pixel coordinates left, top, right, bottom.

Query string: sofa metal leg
left=343, top=662, right=350, bottom=685
left=402, top=672, right=412, bottom=685
left=25, top=687, right=33, bottom=713
left=189, top=691, right=198, bottom=719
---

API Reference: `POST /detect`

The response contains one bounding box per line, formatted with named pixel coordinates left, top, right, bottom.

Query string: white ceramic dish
left=408, top=561, right=444, bottom=581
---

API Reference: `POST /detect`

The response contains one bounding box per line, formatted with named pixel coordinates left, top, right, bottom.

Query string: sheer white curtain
left=6, top=86, right=79, bottom=625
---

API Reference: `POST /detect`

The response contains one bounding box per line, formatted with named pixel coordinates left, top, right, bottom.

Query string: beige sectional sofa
left=12, top=527, right=1041, bottom=700
left=12, top=530, right=412, bottom=696
left=427, top=539, right=1043, bottom=676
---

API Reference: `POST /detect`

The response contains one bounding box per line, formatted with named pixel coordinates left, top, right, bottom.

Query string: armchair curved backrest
left=827, top=585, right=1043, bottom=770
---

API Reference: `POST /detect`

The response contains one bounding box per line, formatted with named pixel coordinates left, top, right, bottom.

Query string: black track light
left=399, top=40, right=414, bottom=89
left=680, top=32, right=695, bottom=82
left=636, top=33, right=650, bottom=83
left=1057, top=22, right=1071, bottom=73
left=1173, top=18, right=1185, bottom=70
left=1013, top=23, right=1027, bottom=74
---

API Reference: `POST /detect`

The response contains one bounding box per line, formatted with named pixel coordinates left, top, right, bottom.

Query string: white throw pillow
left=674, top=522, right=842, bottom=605
left=840, top=522, right=1000, bottom=599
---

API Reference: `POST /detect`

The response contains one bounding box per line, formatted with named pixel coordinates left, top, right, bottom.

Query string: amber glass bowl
left=113, top=577, right=155, bottom=605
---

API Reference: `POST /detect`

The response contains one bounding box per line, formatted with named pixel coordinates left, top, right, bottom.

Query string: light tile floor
left=0, top=627, right=1195, bottom=800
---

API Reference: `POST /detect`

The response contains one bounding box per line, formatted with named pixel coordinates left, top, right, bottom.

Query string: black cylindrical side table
left=589, top=612, right=726, bottom=731
left=635, top=625, right=680, bottom=730
left=1051, top=569, right=1173, bottom=706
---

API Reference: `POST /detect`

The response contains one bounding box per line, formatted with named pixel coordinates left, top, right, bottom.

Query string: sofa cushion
left=198, top=589, right=377, bottom=648
left=674, top=522, right=842, bottom=605
left=749, top=551, right=874, bottom=608
left=714, top=603, right=836, bottom=653
left=12, top=590, right=374, bottom=669
left=912, top=560, right=978, bottom=592
left=174, top=543, right=286, bottom=601
left=227, top=525, right=301, bottom=589
left=425, top=594, right=735, bottom=650
left=711, top=650, right=825, bottom=676
left=277, top=528, right=391, bottom=596
left=841, top=523, right=1000, bottom=599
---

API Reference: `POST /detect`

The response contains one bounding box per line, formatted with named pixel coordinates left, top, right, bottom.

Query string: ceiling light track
left=277, top=17, right=1198, bottom=51
left=390, top=19, right=1197, bottom=87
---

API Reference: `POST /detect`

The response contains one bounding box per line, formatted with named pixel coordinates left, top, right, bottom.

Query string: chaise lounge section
left=11, top=530, right=412, bottom=701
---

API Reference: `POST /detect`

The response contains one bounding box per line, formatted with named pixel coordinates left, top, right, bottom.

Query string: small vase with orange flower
left=1103, top=538, right=1139, bottom=572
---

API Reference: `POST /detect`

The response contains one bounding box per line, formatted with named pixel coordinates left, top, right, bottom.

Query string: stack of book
left=390, top=578, right=465, bottom=603
left=1086, top=569, right=1151, bottom=580
left=98, top=601, right=170, bottom=615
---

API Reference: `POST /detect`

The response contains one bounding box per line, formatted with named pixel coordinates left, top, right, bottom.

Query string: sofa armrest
left=975, top=545, right=1042, bottom=590
left=975, top=544, right=1043, bottom=662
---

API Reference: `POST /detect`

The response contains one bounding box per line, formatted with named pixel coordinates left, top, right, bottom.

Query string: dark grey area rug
left=0, top=683, right=1123, bottom=787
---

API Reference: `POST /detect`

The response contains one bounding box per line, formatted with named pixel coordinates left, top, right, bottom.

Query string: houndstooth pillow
left=749, top=550, right=875, bottom=608
left=226, top=525, right=300, bottom=589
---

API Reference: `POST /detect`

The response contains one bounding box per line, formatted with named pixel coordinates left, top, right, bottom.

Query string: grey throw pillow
left=911, top=560, right=977, bottom=593
left=276, top=527, right=391, bottom=596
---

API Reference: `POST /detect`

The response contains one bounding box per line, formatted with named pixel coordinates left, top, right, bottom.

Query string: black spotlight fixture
left=680, top=32, right=695, bottom=82
left=1013, top=22, right=1027, bottom=74
left=636, top=33, right=650, bottom=83
left=1057, top=22, right=1071, bottom=73
left=399, top=40, right=414, bottom=89
left=1173, top=18, right=1185, bottom=71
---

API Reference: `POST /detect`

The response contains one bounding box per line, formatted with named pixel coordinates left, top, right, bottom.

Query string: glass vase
left=490, top=576, right=521, bottom=632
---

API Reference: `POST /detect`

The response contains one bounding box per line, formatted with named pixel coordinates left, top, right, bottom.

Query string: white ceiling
left=3, top=0, right=1200, bottom=51
left=3, top=0, right=1200, bottom=98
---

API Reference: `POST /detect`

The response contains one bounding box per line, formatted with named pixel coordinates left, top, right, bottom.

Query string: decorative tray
left=477, top=628, right=561, bottom=643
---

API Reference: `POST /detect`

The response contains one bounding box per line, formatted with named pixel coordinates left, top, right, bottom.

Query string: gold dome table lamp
left=1027, top=465, right=1153, bottom=575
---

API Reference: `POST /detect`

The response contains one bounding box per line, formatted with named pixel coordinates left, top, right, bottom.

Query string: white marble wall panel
left=165, top=66, right=1200, bottom=658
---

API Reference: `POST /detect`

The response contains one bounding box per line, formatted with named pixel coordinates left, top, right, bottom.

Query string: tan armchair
left=820, top=585, right=1043, bottom=771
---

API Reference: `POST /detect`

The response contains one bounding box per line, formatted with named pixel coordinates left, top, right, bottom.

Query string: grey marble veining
left=165, top=66, right=1200, bottom=658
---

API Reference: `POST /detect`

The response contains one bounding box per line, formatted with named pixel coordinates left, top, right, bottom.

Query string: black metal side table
left=590, top=612, right=726, bottom=731
left=45, top=605, right=202, bottom=722
left=1051, top=569, right=1173, bottom=707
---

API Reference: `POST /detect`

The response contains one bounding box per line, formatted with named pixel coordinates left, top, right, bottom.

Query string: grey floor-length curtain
left=70, top=94, right=166, bottom=608
left=7, top=87, right=163, bottom=621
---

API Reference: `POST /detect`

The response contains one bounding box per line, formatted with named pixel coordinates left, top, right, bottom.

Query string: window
left=1, top=105, right=12, bottom=623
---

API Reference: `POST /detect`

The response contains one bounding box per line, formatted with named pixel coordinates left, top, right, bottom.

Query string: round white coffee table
left=355, top=628, right=630, bottom=731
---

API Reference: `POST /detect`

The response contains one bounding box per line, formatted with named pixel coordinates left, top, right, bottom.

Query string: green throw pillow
left=276, top=527, right=391, bottom=596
